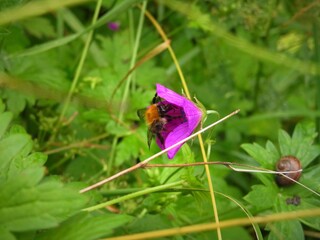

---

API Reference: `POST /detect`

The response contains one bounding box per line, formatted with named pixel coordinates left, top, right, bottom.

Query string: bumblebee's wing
left=147, top=128, right=153, bottom=149
left=137, top=108, right=146, bottom=120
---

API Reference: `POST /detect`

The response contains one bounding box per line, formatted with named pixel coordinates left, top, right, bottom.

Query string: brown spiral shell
left=275, top=156, right=302, bottom=186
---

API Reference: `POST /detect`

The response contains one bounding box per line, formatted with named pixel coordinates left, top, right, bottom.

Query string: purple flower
left=107, top=22, right=120, bottom=31
left=155, top=84, right=202, bottom=159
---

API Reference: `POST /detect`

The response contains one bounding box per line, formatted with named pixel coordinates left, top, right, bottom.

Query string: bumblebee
left=138, top=94, right=172, bottom=148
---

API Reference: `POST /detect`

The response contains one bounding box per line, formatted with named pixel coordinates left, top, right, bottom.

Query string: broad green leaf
left=7, top=152, right=47, bottom=178
left=265, top=140, right=280, bottom=166
left=0, top=0, right=26, bottom=11
left=0, top=111, right=13, bottom=138
left=0, top=167, right=87, bottom=232
left=278, top=123, right=320, bottom=168
left=106, top=121, right=130, bottom=137
left=278, top=129, right=291, bottom=156
left=244, top=185, right=277, bottom=211
left=301, top=145, right=320, bottom=168
left=0, top=100, right=4, bottom=113
left=36, top=212, right=133, bottom=240
left=21, top=17, right=55, bottom=38
left=115, top=134, right=140, bottom=166
left=241, top=143, right=276, bottom=169
left=299, top=198, right=320, bottom=230
left=0, top=226, right=15, bottom=240
left=6, top=92, right=27, bottom=115
left=0, top=133, right=32, bottom=178
left=266, top=220, right=303, bottom=240
left=291, top=123, right=319, bottom=167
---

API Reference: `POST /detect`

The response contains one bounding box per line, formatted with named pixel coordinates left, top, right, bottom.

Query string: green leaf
left=36, top=212, right=133, bottom=240
left=21, top=17, right=55, bottom=38
left=241, top=142, right=278, bottom=169
left=0, top=133, right=32, bottom=178
left=0, top=167, right=87, bottom=232
left=278, top=129, right=292, bottom=156
left=244, top=185, right=277, bottom=211
left=0, top=99, right=4, bottom=113
left=0, top=226, right=15, bottom=240
left=278, top=123, right=320, bottom=167
left=8, top=152, right=47, bottom=178
left=300, top=197, right=320, bottom=230
left=266, top=220, right=303, bottom=240
left=265, top=140, right=280, bottom=165
left=115, top=134, right=140, bottom=166
left=6, top=92, right=27, bottom=115
left=0, top=111, right=13, bottom=139
left=0, top=0, right=26, bottom=11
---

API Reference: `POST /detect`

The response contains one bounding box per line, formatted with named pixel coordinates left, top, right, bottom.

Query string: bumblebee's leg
left=152, top=93, right=160, bottom=104
left=156, top=133, right=165, bottom=147
left=147, top=129, right=153, bottom=149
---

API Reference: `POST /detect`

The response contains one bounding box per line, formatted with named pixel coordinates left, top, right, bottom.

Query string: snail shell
left=275, top=156, right=302, bottom=186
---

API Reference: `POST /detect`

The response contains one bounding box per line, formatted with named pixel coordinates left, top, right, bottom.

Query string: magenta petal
left=155, top=84, right=202, bottom=159
left=156, top=84, right=186, bottom=106
left=165, top=122, right=190, bottom=159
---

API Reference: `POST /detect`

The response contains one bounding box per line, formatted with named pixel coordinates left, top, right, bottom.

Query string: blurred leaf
left=115, top=134, right=140, bottom=166
left=21, top=17, right=55, bottom=38
left=300, top=198, right=320, bottom=230
left=0, top=133, right=32, bottom=178
left=0, top=226, right=15, bottom=240
left=65, top=156, right=102, bottom=181
left=0, top=111, right=13, bottom=138
left=0, top=167, right=87, bottom=232
left=244, top=185, right=277, bottom=211
left=266, top=220, right=303, bottom=240
left=36, top=212, right=133, bottom=240
left=106, top=121, right=130, bottom=137
left=241, top=142, right=278, bottom=169
left=0, top=0, right=26, bottom=11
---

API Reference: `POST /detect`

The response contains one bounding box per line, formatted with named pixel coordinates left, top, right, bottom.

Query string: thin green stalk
left=83, top=180, right=184, bottom=212
left=107, top=1, right=147, bottom=175
left=54, top=0, right=102, bottom=139
left=119, top=1, right=147, bottom=122
left=144, top=9, right=222, bottom=240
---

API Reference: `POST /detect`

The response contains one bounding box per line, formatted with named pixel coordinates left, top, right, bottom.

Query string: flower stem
left=144, top=9, right=222, bottom=240
left=83, top=180, right=184, bottom=212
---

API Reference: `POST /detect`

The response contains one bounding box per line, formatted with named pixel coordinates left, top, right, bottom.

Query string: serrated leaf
left=266, top=220, right=303, bottom=240
left=106, top=121, right=130, bottom=137
left=244, top=185, right=277, bottom=211
left=299, top=198, right=320, bottom=230
left=265, top=140, right=280, bottom=166
left=115, top=135, right=140, bottom=166
left=21, top=17, right=55, bottom=38
left=291, top=123, right=319, bottom=167
left=241, top=143, right=277, bottom=169
left=0, top=167, right=87, bottom=232
left=6, top=92, right=27, bottom=115
left=0, top=134, right=32, bottom=178
left=0, top=0, right=25, bottom=11
left=0, top=111, right=13, bottom=139
left=8, top=152, right=47, bottom=178
left=278, top=123, right=320, bottom=168
left=278, top=129, right=291, bottom=156
left=0, top=99, right=4, bottom=113
left=36, top=212, right=133, bottom=240
left=0, top=226, right=15, bottom=240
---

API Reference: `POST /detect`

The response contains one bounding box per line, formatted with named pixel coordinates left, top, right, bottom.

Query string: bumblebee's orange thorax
left=145, top=104, right=160, bottom=125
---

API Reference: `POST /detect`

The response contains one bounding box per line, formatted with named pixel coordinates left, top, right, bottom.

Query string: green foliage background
left=0, top=0, right=319, bottom=239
